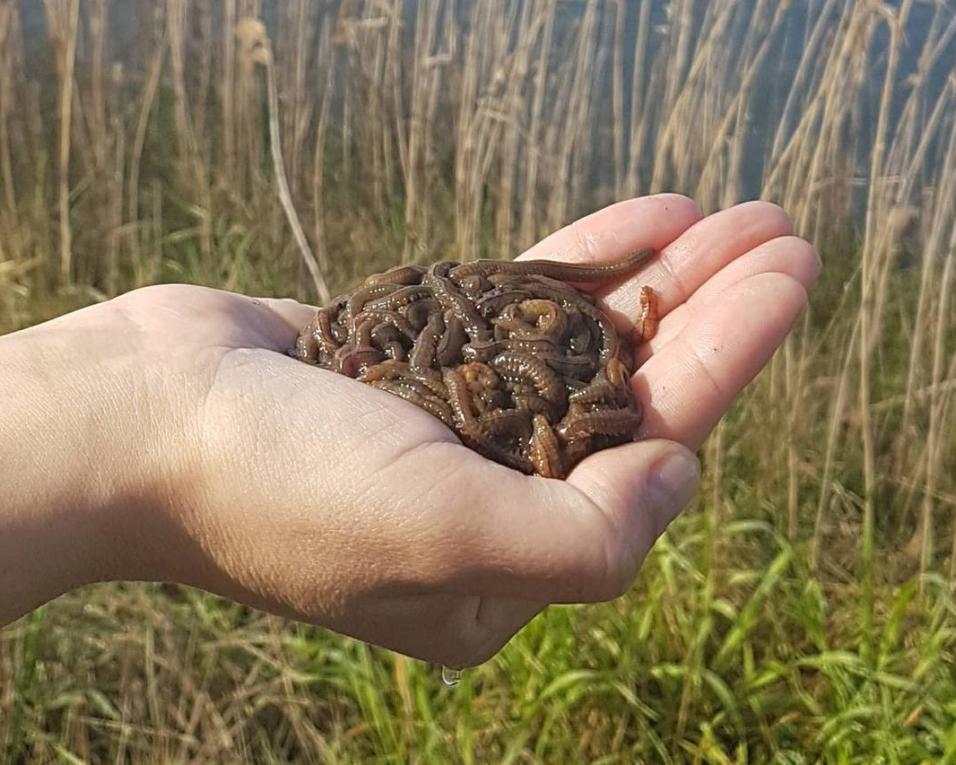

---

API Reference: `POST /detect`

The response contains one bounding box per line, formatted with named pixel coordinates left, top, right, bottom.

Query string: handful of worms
left=293, top=250, right=658, bottom=479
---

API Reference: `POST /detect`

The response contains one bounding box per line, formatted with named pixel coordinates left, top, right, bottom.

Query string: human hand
left=0, top=194, right=818, bottom=669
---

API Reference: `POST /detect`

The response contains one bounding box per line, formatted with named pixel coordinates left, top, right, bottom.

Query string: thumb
left=563, top=439, right=701, bottom=600
left=437, top=439, right=700, bottom=604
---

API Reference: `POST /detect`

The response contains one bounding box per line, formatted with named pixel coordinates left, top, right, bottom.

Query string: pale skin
left=0, top=195, right=819, bottom=669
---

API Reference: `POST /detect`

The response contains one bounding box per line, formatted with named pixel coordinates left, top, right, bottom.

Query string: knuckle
left=568, top=219, right=600, bottom=263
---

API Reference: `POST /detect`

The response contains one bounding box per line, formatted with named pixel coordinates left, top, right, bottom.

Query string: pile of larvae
left=293, top=250, right=657, bottom=479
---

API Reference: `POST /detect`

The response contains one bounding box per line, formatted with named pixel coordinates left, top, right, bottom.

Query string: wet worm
left=450, top=248, right=654, bottom=282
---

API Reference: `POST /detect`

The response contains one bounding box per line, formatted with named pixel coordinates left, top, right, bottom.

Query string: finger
left=516, top=193, right=703, bottom=266
left=596, top=200, right=794, bottom=325
left=417, top=438, right=699, bottom=604
left=633, top=271, right=810, bottom=449
left=636, top=235, right=820, bottom=363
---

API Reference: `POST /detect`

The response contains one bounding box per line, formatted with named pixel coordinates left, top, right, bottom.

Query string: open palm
left=119, top=194, right=818, bottom=668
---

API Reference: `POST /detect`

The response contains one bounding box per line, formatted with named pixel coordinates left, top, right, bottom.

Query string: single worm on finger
left=635, top=285, right=660, bottom=342
left=450, top=248, right=654, bottom=282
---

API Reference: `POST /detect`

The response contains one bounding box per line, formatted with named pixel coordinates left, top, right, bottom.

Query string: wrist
left=0, top=306, right=175, bottom=623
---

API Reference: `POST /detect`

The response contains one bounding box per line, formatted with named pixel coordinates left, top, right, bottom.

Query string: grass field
left=1, top=1, right=955, bottom=762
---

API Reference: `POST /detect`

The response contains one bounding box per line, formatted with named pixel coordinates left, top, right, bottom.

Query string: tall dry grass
left=1, top=1, right=955, bottom=760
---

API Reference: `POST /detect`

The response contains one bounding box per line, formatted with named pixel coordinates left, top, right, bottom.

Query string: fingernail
left=648, top=450, right=700, bottom=531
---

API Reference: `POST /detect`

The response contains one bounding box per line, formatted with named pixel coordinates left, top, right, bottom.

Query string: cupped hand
left=77, top=194, right=820, bottom=668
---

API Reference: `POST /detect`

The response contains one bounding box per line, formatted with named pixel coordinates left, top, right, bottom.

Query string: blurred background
left=1, top=0, right=955, bottom=761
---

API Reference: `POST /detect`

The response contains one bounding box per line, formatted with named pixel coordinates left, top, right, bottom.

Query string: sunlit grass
left=6, top=511, right=956, bottom=762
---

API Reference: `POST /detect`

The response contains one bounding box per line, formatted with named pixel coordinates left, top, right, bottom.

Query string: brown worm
left=359, top=360, right=448, bottom=398
left=370, top=321, right=403, bottom=347
left=478, top=409, right=533, bottom=440
left=436, top=310, right=468, bottom=366
left=364, top=265, right=426, bottom=286
left=568, top=379, right=627, bottom=406
left=635, top=285, right=659, bottom=343
left=365, top=285, right=432, bottom=312
left=334, top=345, right=385, bottom=378
left=556, top=409, right=643, bottom=443
left=490, top=351, right=567, bottom=411
left=406, top=298, right=441, bottom=330
left=450, top=248, right=654, bottom=282
left=461, top=337, right=558, bottom=363
left=409, top=311, right=445, bottom=370
left=529, top=414, right=563, bottom=478
left=346, top=283, right=399, bottom=321
left=517, top=299, right=567, bottom=340
left=351, top=309, right=417, bottom=341
left=314, top=308, right=340, bottom=353
left=424, top=262, right=490, bottom=340
left=369, top=380, right=456, bottom=428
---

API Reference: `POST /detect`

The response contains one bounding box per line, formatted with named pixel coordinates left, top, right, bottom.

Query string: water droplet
left=441, top=665, right=462, bottom=687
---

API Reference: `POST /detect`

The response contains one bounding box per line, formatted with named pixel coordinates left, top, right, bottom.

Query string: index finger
left=516, top=194, right=703, bottom=267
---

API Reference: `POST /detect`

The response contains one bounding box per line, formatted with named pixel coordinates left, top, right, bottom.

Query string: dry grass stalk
left=43, top=0, right=80, bottom=283
left=248, top=17, right=332, bottom=306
